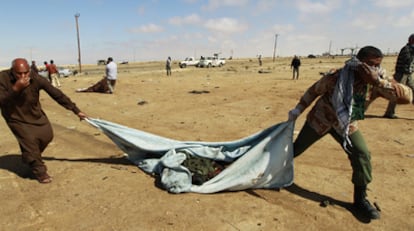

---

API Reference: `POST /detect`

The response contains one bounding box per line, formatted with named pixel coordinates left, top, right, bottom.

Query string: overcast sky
left=1, top=0, right=413, bottom=67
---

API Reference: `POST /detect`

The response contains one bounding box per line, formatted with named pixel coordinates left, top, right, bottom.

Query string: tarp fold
left=86, top=118, right=294, bottom=193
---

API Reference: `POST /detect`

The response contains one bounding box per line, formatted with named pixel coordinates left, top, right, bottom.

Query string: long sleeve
left=395, top=45, right=414, bottom=74
left=295, top=71, right=337, bottom=113
left=0, top=71, right=80, bottom=125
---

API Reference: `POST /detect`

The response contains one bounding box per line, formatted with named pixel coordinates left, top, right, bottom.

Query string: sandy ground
left=0, top=56, right=413, bottom=231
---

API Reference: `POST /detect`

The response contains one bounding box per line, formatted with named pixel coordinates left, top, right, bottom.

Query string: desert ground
left=0, top=55, right=413, bottom=231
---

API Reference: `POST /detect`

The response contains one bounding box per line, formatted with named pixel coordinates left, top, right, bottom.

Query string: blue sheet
left=86, top=118, right=294, bottom=193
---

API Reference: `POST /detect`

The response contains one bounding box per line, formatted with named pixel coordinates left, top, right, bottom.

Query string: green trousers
left=293, top=122, right=372, bottom=186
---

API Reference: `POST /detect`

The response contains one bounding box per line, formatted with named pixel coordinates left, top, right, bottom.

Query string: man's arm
left=369, top=67, right=413, bottom=104
left=288, top=71, right=337, bottom=121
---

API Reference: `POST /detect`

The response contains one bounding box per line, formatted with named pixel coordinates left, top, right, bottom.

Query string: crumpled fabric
left=86, top=118, right=294, bottom=194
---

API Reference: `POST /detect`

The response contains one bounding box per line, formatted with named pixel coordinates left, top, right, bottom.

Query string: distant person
left=105, top=57, right=117, bottom=93
left=76, top=57, right=117, bottom=94
left=166, top=56, right=172, bottom=76
left=383, top=33, right=414, bottom=119
left=291, top=55, right=301, bottom=80
left=44, top=61, right=51, bottom=82
left=258, top=55, right=262, bottom=66
left=30, top=60, right=39, bottom=74
left=287, top=46, right=409, bottom=220
left=46, top=60, right=61, bottom=88
left=0, top=58, right=88, bottom=183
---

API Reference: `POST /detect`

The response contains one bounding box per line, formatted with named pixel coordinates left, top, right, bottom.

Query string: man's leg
left=384, top=100, right=398, bottom=118
left=9, top=122, right=54, bottom=183
left=406, top=75, right=414, bottom=103
left=107, top=79, right=116, bottom=93
left=384, top=73, right=406, bottom=118
left=365, top=86, right=380, bottom=112
left=296, top=68, right=299, bottom=79
left=330, top=130, right=380, bottom=219
left=293, top=122, right=323, bottom=157
left=54, top=74, right=61, bottom=87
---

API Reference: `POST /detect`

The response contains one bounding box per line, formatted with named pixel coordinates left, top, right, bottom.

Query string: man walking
left=46, top=60, right=61, bottom=88
left=291, top=55, right=301, bottom=80
left=166, top=56, right=172, bottom=76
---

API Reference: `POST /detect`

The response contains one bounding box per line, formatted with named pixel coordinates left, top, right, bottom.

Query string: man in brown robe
left=0, top=58, right=88, bottom=183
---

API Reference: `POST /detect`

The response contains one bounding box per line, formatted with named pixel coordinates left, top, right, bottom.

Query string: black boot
left=353, top=185, right=380, bottom=219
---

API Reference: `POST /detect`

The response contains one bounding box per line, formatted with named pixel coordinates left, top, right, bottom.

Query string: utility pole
left=328, top=40, right=332, bottom=55
left=273, top=34, right=279, bottom=62
left=74, top=13, right=82, bottom=73
left=134, top=48, right=136, bottom=62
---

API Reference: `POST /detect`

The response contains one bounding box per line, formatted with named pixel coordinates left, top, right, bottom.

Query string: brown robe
left=0, top=69, right=81, bottom=175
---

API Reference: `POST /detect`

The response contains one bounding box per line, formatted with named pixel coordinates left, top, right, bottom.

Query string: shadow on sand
left=285, top=183, right=376, bottom=223
left=0, top=154, right=134, bottom=180
left=244, top=183, right=376, bottom=223
left=1, top=154, right=377, bottom=222
left=365, top=114, right=414, bottom=120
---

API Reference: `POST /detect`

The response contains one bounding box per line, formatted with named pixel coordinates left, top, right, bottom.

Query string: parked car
left=198, top=56, right=225, bottom=68
left=179, top=57, right=199, bottom=68
left=198, top=56, right=214, bottom=68
left=38, top=70, right=49, bottom=79
left=38, top=67, right=73, bottom=78
left=213, top=58, right=226, bottom=67
left=97, top=60, right=106, bottom=65
left=58, top=67, right=73, bottom=77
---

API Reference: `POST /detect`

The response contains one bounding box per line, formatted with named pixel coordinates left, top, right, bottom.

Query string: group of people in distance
left=0, top=33, right=413, bottom=221
left=30, top=59, right=61, bottom=88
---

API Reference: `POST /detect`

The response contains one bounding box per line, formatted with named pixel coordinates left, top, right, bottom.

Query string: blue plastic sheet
left=86, top=118, right=294, bottom=193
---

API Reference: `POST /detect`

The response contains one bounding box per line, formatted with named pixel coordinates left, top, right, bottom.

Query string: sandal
left=36, top=173, right=52, bottom=184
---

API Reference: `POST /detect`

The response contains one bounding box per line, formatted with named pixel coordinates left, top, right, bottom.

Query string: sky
left=1, top=0, right=414, bottom=68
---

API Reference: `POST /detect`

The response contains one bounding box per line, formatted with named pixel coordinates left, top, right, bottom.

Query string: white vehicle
left=179, top=57, right=199, bottom=68
left=57, top=67, right=73, bottom=77
left=198, top=56, right=225, bottom=68
left=198, top=56, right=213, bottom=68
left=38, top=67, right=73, bottom=78
left=213, top=58, right=226, bottom=67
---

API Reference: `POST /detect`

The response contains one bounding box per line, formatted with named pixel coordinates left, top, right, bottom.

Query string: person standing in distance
left=166, top=56, right=172, bottom=76
left=30, top=60, right=39, bottom=74
left=43, top=61, right=51, bottom=82
left=105, top=57, right=117, bottom=93
left=46, top=60, right=61, bottom=88
left=291, top=55, right=301, bottom=80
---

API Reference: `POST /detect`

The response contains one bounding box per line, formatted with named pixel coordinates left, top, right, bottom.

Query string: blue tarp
left=86, top=118, right=294, bottom=193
